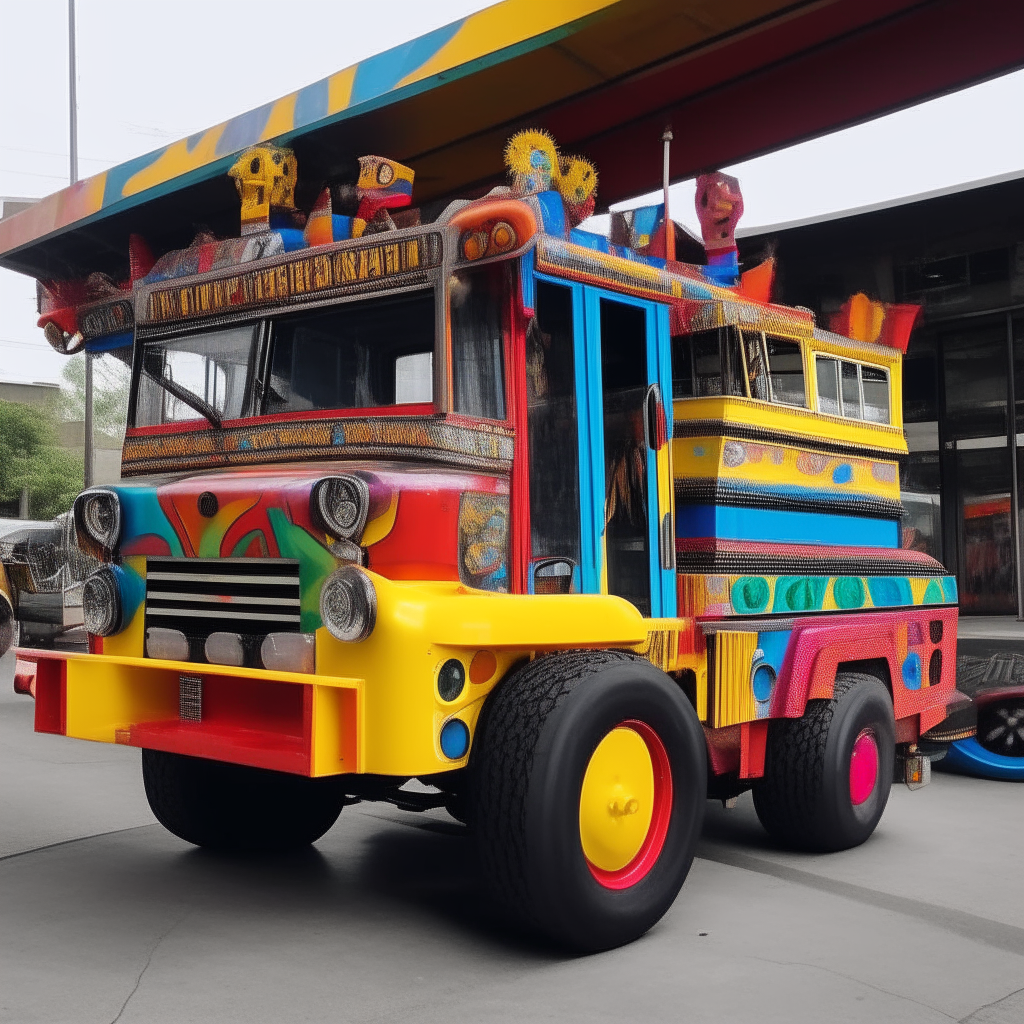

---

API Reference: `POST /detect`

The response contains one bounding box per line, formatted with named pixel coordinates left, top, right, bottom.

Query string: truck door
left=581, top=288, right=675, bottom=617
left=526, top=276, right=675, bottom=617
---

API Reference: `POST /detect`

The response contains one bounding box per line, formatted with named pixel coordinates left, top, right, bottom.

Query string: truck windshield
left=265, top=289, right=434, bottom=414
left=132, top=290, right=437, bottom=428
left=135, top=324, right=256, bottom=427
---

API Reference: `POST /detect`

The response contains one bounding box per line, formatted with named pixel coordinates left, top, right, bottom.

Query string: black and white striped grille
left=145, top=557, right=301, bottom=641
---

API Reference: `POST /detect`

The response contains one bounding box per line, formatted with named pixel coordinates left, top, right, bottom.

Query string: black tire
left=753, top=672, right=895, bottom=852
left=474, top=650, right=706, bottom=952
left=142, top=749, right=347, bottom=852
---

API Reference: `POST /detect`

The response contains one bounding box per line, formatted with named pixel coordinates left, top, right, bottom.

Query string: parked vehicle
left=1, top=130, right=972, bottom=951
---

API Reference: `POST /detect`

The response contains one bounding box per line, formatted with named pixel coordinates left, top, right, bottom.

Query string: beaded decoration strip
left=121, top=415, right=514, bottom=476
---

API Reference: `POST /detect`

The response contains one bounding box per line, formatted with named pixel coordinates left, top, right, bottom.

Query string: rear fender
left=770, top=607, right=958, bottom=723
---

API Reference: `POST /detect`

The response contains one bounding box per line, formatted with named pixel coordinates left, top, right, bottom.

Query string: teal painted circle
left=733, top=576, right=770, bottom=614
left=440, top=719, right=470, bottom=759
left=752, top=665, right=775, bottom=703
left=784, top=577, right=826, bottom=612
left=924, top=579, right=942, bottom=603
left=832, top=464, right=853, bottom=484
left=902, top=652, right=922, bottom=691
left=833, top=577, right=865, bottom=609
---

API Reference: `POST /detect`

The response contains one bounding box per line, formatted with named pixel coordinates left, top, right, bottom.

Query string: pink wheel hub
left=849, top=729, right=879, bottom=806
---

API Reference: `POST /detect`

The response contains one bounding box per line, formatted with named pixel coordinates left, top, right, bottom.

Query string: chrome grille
left=145, top=557, right=301, bottom=641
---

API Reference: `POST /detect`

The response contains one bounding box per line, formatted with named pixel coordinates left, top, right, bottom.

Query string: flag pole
left=661, top=127, right=674, bottom=262
left=69, top=0, right=93, bottom=489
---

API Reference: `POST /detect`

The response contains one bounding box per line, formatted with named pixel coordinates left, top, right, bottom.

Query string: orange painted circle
left=470, top=650, right=497, bottom=684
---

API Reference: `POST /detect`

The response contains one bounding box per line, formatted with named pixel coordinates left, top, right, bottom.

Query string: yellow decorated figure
left=228, top=145, right=298, bottom=236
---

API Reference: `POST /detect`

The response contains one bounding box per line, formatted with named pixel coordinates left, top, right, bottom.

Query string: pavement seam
left=959, top=983, right=1024, bottom=1023
left=697, top=840, right=1024, bottom=958
left=744, top=952, right=958, bottom=1020
left=109, top=911, right=190, bottom=1024
left=0, top=823, right=155, bottom=864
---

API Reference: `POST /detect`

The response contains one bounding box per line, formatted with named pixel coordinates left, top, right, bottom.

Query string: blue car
left=940, top=648, right=1024, bottom=781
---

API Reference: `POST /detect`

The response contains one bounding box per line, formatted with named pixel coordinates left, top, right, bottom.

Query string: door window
left=599, top=298, right=652, bottom=615
left=528, top=282, right=582, bottom=573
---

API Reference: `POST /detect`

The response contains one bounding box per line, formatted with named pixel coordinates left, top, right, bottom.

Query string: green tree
left=57, top=353, right=131, bottom=440
left=0, top=401, right=83, bottom=519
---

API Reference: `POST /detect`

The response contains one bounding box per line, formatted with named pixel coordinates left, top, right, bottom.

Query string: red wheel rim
left=849, top=729, right=879, bottom=806
left=586, top=720, right=673, bottom=890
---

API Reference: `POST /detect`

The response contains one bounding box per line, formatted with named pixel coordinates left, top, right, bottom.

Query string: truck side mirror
left=529, top=558, right=578, bottom=595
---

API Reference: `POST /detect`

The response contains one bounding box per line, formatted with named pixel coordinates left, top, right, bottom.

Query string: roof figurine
left=228, top=145, right=299, bottom=236
left=352, top=155, right=416, bottom=238
left=695, top=171, right=744, bottom=287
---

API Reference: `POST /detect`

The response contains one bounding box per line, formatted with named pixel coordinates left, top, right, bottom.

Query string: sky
left=2, top=0, right=1024, bottom=384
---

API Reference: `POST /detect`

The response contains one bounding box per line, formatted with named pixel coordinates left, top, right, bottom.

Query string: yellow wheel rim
left=579, top=726, right=655, bottom=873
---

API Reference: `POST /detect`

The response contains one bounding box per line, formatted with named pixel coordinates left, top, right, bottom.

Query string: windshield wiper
left=141, top=366, right=222, bottom=429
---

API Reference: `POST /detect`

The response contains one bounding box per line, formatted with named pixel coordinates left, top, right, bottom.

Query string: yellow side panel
left=673, top=395, right=906, bottom=453
left=713, top=631, right=758, bottom=728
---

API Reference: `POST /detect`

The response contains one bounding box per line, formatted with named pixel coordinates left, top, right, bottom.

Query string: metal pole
left=1007, top=311, right=1023, bottom=619
left=69, top=0, right=94, bottom=487
left=661, top=127, right=674, bottom=263
left=68, top=0, right=78, bottom=186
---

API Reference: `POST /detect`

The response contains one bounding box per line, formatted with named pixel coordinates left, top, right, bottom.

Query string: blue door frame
left=534, top=272, right=675, bottom=617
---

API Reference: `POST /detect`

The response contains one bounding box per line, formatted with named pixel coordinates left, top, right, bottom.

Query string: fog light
left=437, top=659, right=466, bottom=702
left=205, top=631, right=244, bottom=667
left=83, top=566, right=122, bottom=636
left=146, top=626, right=189, bottom=661
left=440, top=719, right=470, bottom=760
left=261, top=632, right=315, bottom=674
left=320, top=566, right=376, bottom=642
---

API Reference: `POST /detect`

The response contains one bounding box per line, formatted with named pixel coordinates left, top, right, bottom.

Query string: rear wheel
left=753, top=673, right=895, bottom=852
left=474, top=650, right=706, bottom=951
left=142, top=749, right=347, bottom=852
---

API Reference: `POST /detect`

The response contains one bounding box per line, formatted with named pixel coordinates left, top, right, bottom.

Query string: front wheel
left=753, top=672, right=895, bottom=852
left=142, top=749, right=347, bottom=852
left=474, top=651, right=706, bottom=952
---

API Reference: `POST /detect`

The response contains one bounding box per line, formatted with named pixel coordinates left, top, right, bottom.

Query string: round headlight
left=313, top=476, right=369, bottom=541
left=74, top=488, right=122, bottom=558
left=83, top=566, right=122, bottom=636
left=320, top=566, right=376, bottom=642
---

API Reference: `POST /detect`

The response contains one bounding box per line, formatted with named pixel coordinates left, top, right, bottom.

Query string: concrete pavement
left=1, top=650, right=1022, bottom=1024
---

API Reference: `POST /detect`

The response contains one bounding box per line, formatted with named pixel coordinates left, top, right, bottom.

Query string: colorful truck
left=2, top=129, right=972, bottom=951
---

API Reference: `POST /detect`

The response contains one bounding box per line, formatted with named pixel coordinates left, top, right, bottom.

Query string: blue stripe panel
left=675, top=504, right=900, bottom=548
left=215, top=103, right=275, bottom=158
left=85, top=330, right=133, bottom=353
left=294, top=79, right=330, bottom=128
left=350, top=21, right=465, bottom=106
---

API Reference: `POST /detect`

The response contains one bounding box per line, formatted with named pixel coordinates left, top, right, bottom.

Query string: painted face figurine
left=695, top=171, right=744, bottom=286
left=229, top=145, right=298, bottom=236
left=695, top=171, right=744, bottom=253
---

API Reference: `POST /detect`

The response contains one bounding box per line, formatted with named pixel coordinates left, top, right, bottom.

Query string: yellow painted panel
left=123, top=126, right=227, bottom=199
left=673, top=434, right=901, bottom=501
left=327, top=66, right=357, bottom=113
left=673, top=396, right=906, bottom=453
left=397, top=0, right=620, bottom=89
left=713, top=631, right=758, bottom=728
left=64, top=659, right=179, bottom=743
